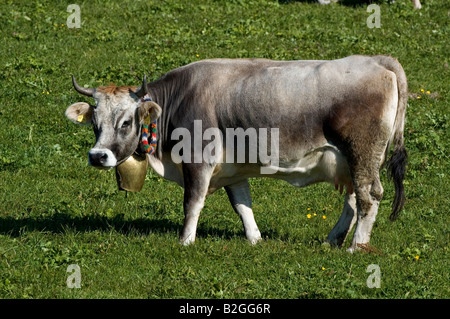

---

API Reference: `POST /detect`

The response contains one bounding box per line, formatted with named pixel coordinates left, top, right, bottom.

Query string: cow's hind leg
left=326, top=192, right=357, bottom=247
left=335, top=119, right=391, bottom=252
left=179, top=163, right=213, bottom=245
left=348, top=174, right=383, bottom=253
left=225, top=180, right=262, bottom=244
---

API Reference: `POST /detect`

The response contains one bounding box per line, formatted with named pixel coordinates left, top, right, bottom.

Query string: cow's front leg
left=180, top=163, right=212, bottom=246
left=225, top=180, right=262, bottom=244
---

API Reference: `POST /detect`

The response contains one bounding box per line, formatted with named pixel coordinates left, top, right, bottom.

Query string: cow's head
left=65, top=76, right=162, bottom=169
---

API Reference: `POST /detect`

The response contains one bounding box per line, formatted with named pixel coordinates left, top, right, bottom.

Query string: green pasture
left=0, top=0, right=448, bottom=299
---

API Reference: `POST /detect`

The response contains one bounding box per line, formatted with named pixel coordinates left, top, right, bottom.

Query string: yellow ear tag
left=144, top=115, right=151, bottom=126
left=77, top=114, right=86, bottom=123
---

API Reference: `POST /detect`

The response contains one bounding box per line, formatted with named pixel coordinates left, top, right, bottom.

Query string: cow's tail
left=373, top=55, right=408, bottom=221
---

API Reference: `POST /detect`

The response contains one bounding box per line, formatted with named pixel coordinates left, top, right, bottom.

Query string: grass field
left=0, top=0, right=449, bottom=299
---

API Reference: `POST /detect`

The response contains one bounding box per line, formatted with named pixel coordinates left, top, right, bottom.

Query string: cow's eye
left=121, top=120, right=132, bottom=128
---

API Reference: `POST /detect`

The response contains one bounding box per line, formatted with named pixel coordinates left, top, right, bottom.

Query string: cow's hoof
left=321, top=242, right=331, bottom=249
left=180, top=236, right=195, bottom=246
left=347, top=243, right=383, bottom=255
left=247, top=230, right=262, bottom=245
left=324, top=237, right=346, bottom=248
left=248, top=236, right=262, bottom=245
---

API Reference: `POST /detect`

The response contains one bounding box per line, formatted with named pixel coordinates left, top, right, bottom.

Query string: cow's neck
left=145, top=80, right=180, bottom=160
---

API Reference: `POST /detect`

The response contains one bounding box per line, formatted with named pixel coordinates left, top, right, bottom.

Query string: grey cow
left=66, top=55, right=408, bottom=252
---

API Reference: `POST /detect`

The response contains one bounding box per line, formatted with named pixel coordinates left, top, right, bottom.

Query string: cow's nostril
left=88, top=148, right=117, bottom=168
left=99, top=153, right=108, bottom=164
left=89, top=149, right=116, bottom=167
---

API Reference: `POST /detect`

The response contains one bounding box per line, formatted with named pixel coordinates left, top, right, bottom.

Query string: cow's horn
left=72, top=76, right=94, bottom=97
left=134, top=74, right=148, bottom=98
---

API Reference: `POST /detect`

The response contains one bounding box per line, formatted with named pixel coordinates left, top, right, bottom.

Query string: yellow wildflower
left=307, top=214, right=311, bottom=219
left=415, top=255, right=419, bottom=260
left=426, top=91, right=430, bottom=94
left=420, top=89, right=424, bottom=93
left=322, top=215, right=326, bottom=220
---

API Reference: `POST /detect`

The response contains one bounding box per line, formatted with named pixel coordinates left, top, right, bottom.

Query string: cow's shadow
left=0, top=212, right=241, bottom=241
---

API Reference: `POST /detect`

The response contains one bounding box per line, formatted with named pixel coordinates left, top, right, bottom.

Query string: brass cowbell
left=115, top=153, right=148, bottom=192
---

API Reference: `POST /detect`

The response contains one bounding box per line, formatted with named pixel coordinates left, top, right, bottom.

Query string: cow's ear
left=65, top=102, right=93, bottom=125
left=139, top=101, right=162, bottom=123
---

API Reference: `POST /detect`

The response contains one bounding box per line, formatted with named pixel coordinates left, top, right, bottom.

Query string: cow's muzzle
left=88, top=148, right=117, bottom=168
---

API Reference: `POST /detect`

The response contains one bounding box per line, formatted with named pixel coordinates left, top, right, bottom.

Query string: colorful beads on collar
left=141, top=93, right=157, bottom=155
left=141, top=121, right=157, bottom=154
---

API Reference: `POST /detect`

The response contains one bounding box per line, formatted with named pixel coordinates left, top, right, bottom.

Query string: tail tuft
left=387, top=145, right=407, bottom=221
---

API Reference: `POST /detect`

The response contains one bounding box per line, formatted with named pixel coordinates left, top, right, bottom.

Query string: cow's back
left=174, top=55, right=393, bottom=123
